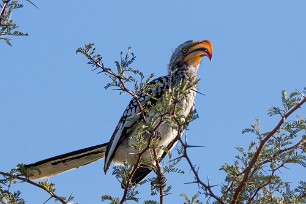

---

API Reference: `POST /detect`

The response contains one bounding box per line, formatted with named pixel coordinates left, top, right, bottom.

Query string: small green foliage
left=77, top=43, right=155, bottom=99
left=101, top=195, right=120, bottom=204
left=126, top=188, right=140, bottom=202
left=76, top=43, right=104, bottom=68
left=102, top=189, right=139, bottom=203
left=0, top=1, right=28, bottom=46
left=242, top=119, right=261, bottom=137
left=163, top=149, right=184, bottom=175
left=281, top=90, right=301, bottom=112
left=180, top=193, right=203, bottom=204
left=0, top=187, right=25, bottom=204
left=65, top=194, right=74, bottom=203
left=0, top=166, right=73, bottom=203
left=268, top=90, right=303, bottom=117
left=38, top=181, right=55, bottom=194
left=143, top=200, right=158, bottom=204
left=112, top=161, right=134, bottom=187
left=0, top=165, right=24, bottom=204
left=163, top=164, right=184, bottom=175
left=148, top=176, right=171, bottom=196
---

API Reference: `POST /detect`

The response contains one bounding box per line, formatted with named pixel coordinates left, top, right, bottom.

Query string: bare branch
left=178, top=137, right=224, bottom=204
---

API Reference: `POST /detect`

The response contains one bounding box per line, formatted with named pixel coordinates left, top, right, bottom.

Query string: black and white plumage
left=25, top=40, right=213, bottom=185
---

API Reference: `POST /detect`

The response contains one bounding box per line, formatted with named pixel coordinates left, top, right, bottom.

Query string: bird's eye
left=182, top=48, right=188, bottom=53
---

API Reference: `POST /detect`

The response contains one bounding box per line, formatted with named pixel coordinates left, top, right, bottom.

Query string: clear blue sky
left=1, top=0, right=306, bottom=203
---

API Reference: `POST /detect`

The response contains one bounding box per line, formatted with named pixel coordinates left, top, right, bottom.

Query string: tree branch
left=0, top=0, right=10, bottom=23
left=178, top=137, right=224, bottom=204
left=152, top=147, right=165, bottom=204
left=231, top=95, right=306, bottom=204
left=0, top=171, right=68, bottom=204
left=77, top=46, right=147, bottom=123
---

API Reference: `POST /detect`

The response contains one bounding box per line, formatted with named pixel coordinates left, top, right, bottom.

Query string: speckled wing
left=104, top=76, right=170, bottom=172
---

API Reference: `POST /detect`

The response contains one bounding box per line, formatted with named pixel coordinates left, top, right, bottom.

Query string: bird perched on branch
left=25, top=40, right=213, bottom=186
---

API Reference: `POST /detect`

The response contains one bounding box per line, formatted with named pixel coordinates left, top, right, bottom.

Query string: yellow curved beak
left=182, top=40, right=213, bottom=66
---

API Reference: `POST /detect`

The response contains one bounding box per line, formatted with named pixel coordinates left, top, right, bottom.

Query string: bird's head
left=169, top=40, right=213, bottom=73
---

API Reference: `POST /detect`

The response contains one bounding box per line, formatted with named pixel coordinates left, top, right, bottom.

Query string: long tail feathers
left=25, top=143, right=108, bottom=180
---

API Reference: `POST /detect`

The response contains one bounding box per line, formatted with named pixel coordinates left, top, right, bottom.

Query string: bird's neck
left=170, top=65, right=198, bottom=85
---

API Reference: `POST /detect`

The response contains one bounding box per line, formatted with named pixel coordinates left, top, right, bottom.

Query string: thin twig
left=178, top=137, right=224, bottom=204
left=259, top=137, right=305, bottom=167
left=0, top=0, right=10, bottom=23
left=152, top=147, right=165, bottom=204
left=26, top=0, right=38, bottom=9
left=0, top=171, right=67, bottom=204
left=85, top=53, right=147, bottom=123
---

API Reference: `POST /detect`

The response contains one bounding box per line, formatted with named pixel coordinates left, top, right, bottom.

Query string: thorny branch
left=178, top=137, right=224, bottom=204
